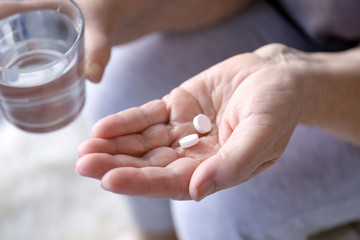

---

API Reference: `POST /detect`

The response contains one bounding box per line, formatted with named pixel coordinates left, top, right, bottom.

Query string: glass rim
left=0, top=0, right=85, bottom=74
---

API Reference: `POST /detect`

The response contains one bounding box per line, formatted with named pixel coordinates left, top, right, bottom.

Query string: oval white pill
left=179, top=134, right=199, bottom=149
left=193, top=114, right=212, bottom=134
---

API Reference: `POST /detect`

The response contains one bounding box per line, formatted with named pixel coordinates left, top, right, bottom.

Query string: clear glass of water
left=0, top=0, right=85, bottom=133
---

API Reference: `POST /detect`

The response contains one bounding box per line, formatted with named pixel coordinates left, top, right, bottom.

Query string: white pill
left=179, top=134, right=199, bottom=149
left=193, top=114, right=212, bottom=134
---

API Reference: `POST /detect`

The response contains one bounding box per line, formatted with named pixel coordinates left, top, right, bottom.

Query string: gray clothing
left=274, top=0, right=360, bottom=49
left=83, top=1, right=360, bottom=239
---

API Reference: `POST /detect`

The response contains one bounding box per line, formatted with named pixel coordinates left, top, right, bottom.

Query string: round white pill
left=193, top=114, right=212, bottom=134
left=179, top=134, right=199, bottom=149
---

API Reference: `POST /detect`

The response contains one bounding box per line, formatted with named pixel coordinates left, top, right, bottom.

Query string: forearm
left=299, top=46, right=360, bottom=145
left=147, top=0, right=256, bottom=32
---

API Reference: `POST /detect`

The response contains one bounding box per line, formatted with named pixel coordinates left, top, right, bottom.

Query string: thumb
left=84, top=27, right=111, bottom=83
left=189, top=124, right=276, bottom=201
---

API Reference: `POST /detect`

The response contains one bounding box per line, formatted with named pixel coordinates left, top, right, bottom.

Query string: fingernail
left=195, top=180, right=215, bottom=201
left=86, top=62, right=103, bottom=83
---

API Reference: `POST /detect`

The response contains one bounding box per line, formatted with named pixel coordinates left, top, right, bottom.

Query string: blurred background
left=0, top=111, right=131, bottom=240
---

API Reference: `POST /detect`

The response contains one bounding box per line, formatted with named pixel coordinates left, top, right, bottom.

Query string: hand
left=74, top=0, right=158, bottom=83
left=76, top=44, right=308, bottom=200
left=74, top=0, right=250, bottom=83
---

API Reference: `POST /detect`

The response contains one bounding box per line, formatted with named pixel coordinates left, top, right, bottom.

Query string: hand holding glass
left=0, top=0, right=85, bottom=133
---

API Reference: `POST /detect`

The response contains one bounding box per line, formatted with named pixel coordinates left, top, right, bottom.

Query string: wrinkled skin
left=77, top=44, right=308, bottom=201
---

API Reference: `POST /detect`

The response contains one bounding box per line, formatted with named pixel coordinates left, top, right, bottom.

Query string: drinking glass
left=0, top=0, right=85, bottom=133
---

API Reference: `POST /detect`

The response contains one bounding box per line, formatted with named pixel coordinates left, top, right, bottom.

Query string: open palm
left=77, top=44, right=306, bottom=200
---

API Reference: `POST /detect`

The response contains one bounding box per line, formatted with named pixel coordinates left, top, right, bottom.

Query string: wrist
left=290, top=51, right=324, bottom=126
left=253, top=44, right=317, bottom=127
left=295, top=47, right=360, bottom=143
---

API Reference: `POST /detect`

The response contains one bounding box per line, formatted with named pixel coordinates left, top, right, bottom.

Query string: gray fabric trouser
left=83, top=1, right=360, bottom=239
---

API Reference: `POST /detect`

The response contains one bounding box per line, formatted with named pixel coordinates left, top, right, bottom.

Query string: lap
left=171, top=126, right=360, bottom=240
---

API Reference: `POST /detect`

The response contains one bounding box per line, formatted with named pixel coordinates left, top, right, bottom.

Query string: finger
left=84, top=26, right=111, bottom=83
left=76, top=147, right=179, bottom=179
left=76, top=153, right=127, bottom=179
left=190, top=159, right=276, bottom=200
left=101, top=158, right=200, bottom=200
left=92, top=100, right=169, bottom=138
left=243, top=158, right=277, bottom=180
left=189, top=122, right=275, bottom=201
left=78, top=123, right=172, bottom=157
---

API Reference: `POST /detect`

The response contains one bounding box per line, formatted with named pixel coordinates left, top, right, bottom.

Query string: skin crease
left=74, top=0, right=360, bottom=202
left=77, top=45, right=307, bottom=201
